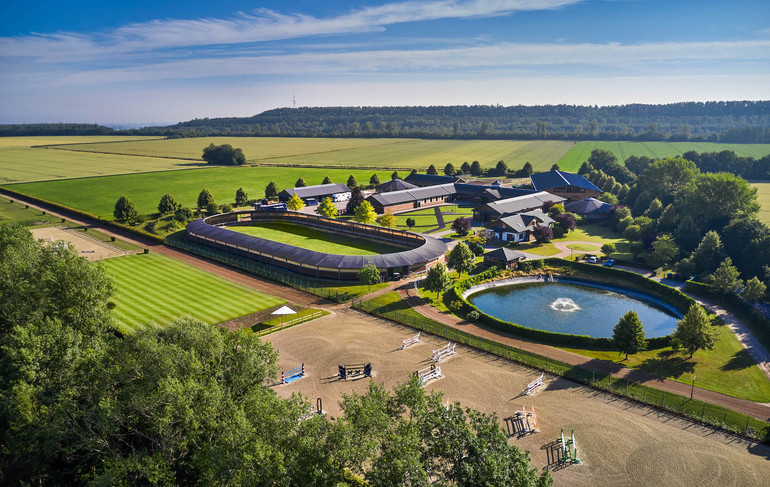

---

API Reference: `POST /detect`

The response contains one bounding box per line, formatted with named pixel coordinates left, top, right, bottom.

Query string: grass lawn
left=228, top=222, right=403, bottom=255
left=4, top=166, right=377, bottom=218
left=97, top=253, right=285, bottom=333
left=56, top=136, right=576, bottom=171
left=750, top=180, right=770, bottom=226
left=0, top=196, right=142, bottom=251
left=560, top=318, right=770, bottom=402
left=557, top=141, right=770, bottom=170
left=0, top=137, right=200, bottom=184
left=567, top=243, right=600, bottom=251
left=394, top=204, right=476, bottom=232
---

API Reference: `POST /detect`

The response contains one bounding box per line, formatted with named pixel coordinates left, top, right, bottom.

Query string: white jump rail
left=402, top=332, right=421, bottom=349
left=432, top=342, right=456, bottom=362
left=416, top=364, right=442, bottom=386
left=525, top=372, right=544, bottom=396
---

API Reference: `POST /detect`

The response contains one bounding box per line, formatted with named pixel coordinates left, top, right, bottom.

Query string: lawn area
left=560, top=318, right=770, bottom=402
left=55, top=136, right=575, bottom=171
left=557, top=141, right=770, bottom=170
left=0, top=137, right=200, bottom=183
left=394, top=204, right=476, bottom=232
left=228, top=222, right=404, bottom=255
left=750, top=180, right=770, bottom=225
left=567, top=243, right=600, bottom=251
left=4, top=166, right=377, bottom=218
left=0, top=195, right=142, bottom=251
left=97, top=253, right=285, bottom=333
left=497, top=223, right=630, bottom=258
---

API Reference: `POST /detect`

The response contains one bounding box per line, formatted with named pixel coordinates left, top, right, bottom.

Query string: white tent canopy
left=271, top=305, right=297, bottom=316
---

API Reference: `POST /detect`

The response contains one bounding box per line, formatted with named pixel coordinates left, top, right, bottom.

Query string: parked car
left=588, top=256, right=598, bottom=264
left=603, top=258, right=615, bottom=267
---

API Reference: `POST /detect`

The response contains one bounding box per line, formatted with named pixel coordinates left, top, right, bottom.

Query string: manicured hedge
left=449, top=258, right=689, bottom=349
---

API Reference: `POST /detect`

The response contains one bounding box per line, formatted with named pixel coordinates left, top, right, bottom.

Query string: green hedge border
left=450, top=258, right=697, bottom=349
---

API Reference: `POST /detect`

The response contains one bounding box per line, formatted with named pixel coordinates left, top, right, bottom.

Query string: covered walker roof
left=186, top=212, right=447, bottom=271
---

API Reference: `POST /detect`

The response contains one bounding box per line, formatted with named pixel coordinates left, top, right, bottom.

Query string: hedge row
left=448, top=258, right=692, bottom=349
left=0, top=187, right=164, bottom=244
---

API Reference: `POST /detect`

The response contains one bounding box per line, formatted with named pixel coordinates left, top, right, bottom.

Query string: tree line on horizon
left=2, top=101, right=770, bottom=142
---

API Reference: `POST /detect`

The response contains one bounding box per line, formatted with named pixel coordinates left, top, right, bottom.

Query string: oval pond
left=467, top=281, right=679, bottom=338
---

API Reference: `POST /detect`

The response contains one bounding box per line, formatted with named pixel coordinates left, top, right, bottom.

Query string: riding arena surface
left=267, top=309, right=770, bottom=487
left=30, top=226, right=128, bottom=261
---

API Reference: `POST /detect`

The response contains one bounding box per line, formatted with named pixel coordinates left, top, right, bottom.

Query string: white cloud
left=55, top=39, right=770, bottom=85
left=0, top=0, right=583, bottom=62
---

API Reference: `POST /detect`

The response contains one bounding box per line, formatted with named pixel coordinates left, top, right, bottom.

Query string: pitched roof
left=530, top=170, right=601, bottom=193
left=280, top=183, right=351, bottom=199
left=404, top=173, right=463, bottom=186
left=491, top=210, right=554, bottom=232
left=484, top=247, right=527, bottom=262
left=478, top=191, right=565, bottom=216
left=375, top=178, right=417, bottom=193
left=367, top=183, right=457, bottom=207
left=564, top=197, right=612, bottom=215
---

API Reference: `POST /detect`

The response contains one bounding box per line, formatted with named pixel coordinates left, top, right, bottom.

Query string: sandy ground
left=268, top=309, right=770, bottom=487
left=30, top=226, right=128, bottom=261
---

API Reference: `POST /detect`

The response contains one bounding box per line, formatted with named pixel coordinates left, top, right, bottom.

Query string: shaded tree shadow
left=720, top=348, right=754, bottom=371
left=637, top=354, right=695, bottom=379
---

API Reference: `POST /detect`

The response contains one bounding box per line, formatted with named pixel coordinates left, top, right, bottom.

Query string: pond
left=467, top=280, right=679, bottom=338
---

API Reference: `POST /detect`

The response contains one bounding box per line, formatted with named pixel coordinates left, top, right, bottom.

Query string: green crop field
left=5, top=166, right=377, bottom=218
left=53, top=136, right=574, bottom=171
left=557, top=141, right=770, bottom=170
left=229, top=222, right=403, bottom=255
left=752, top=180, right=770, bottom=225
left=0, top=136, right=163, bottom=149
left=97, top=253, right=285, bottom=333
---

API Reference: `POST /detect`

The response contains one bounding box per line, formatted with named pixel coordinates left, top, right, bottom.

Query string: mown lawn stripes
left=97, top=253, right=284, bottom=332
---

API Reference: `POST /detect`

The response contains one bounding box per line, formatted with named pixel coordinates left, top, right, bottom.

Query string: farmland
left=97, top=252, right=285, bottom=333
left=752, top=180, right=770, bottom=225
left=229, top=222, right=403, bottom=255
left=557, top=141, right=770, bottom=170
left=0, top=136, right=204, bottom=183
left=6, top=166, right=377, bottom=218
left=49, top=136, right=576, bottom=171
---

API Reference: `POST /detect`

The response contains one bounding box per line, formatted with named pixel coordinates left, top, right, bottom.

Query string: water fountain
left=549, top=297, right=581, bottom=312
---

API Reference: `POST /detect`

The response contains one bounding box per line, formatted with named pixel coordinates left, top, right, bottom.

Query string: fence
left=352, top=297, right=770, bottom=443
left=255, top=311, right=325, bottom=337
left=166, top=233, right=360, bottom=303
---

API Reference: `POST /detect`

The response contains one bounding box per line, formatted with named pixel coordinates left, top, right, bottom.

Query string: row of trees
left=121, top=102, right=770, bottom=142
left=113, top=187, right=253, bottom=225
left=0, top=223, right=551, bottom=485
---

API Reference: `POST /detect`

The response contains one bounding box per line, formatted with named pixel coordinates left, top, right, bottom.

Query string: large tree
left=157, top=193, right=180, bottom=214
left=427, top=164, right=438, bottom=176
left=451, top=217, right=472, bottom=236
left=197, top=188, right=215, bottom=209
left=447, top=241, right=475, bottom=275
left=345, top=187, right=365, bottom=214
left=424, top=262, right=452, bottom=302
left=114, top=196, right=138, bottom=223
left=347, top=174, right=358, bottom=188
left=707, top=258, right=743, bottom=295
left=265, top=181, right=279, bottom=200
left=235, top=187, right=249, bottom=206
left=357, top=263, right=382, bottom=291
left=677, top=172, right=760, bottom=233
left=612, top=311, right=647, bottom=359
left=740, top=277, right=767, bottom=303
left=376, top=211, right=396, bottom=228
left=369, top=173, right=380, bottom=186
left=691, top=230, right=724, bottom=274
left=295, top=177, right=308, bottom=187
left=353, top=200, right=377, bottom=224
left=652, top=234, right=679, bottom=264
left=316, top=197, right=338, bottom=218
left=444, top=163, right=456, bottom=176
left=287, top=193, right=306, bottom=211
left=637, top=157, right=699, bottom=204
left=201, top=143, right=246, bottom=165
left=671, top=304, right=719, bottom=358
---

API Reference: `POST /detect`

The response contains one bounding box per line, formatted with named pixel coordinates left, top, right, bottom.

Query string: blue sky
left=1, top=0, right=768, bottom=125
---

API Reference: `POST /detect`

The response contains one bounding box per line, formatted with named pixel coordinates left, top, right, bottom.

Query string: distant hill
left=3, top=102, right=770, bottom=142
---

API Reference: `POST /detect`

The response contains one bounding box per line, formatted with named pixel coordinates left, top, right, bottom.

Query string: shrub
left=468, top=310, right=480, bottom=321
left=449, top=300, right=463, bottom=312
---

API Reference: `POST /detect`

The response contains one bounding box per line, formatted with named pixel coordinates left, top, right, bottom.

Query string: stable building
left=279, top=183, right=351, bottom=205
left=485, top=210, right=555, bottom=243
left=404, top=173, right=465, bottom=187
left=529, top=170, right=602, bottom=201
left=367, top=183, right=457, bottom=214
left=483, top=248, right=527, bottom=269
left=564, top=197, right=612, bottom=220
left=473, top=192, right=565, bottom=222
left=375, top=178, right=417, bottom=193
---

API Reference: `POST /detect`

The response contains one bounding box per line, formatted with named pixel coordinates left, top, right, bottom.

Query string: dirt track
left=268, top=310, right=770, bottom=487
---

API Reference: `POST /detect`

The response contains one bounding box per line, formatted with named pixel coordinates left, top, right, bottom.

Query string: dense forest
left=3, top=102, right=770, bottom=142
left=0, top=123, right=115, bottom=137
